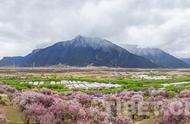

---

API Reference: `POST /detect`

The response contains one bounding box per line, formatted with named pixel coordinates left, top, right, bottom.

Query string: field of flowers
left=1, top=81, right=190, bottom=124
left=1, top=71, right=190, bottom=124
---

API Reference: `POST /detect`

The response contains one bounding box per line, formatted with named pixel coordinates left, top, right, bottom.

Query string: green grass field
left=1, top=73, right=190, bottom=95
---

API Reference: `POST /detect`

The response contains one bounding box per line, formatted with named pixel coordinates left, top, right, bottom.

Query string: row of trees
left=13, top=90, right=133, bottom=124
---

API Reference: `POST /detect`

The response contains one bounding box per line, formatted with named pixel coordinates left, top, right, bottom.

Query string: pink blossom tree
left=177, top=90, right=190, bottom=98
left=114, top=115, right=133, bottom=124
left=154, top=99, right=190, bottom=124
left=70, top=92, right=92, bottom=107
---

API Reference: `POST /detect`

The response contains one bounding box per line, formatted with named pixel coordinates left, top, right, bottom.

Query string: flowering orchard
left=2, top=82, right=190, bottom=124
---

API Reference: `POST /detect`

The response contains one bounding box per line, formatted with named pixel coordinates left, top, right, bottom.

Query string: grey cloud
left=0, top=0, right=190, bottom=58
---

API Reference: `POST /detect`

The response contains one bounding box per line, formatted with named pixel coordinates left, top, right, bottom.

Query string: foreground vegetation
left=1, top=72, right=190, bottom=123
left=1, top=81, right=190, bottom=124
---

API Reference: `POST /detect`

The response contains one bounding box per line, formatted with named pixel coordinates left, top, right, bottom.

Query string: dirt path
left=136, top=119, right=153, bottom=124
left=2, top=106, right=24, bottom=124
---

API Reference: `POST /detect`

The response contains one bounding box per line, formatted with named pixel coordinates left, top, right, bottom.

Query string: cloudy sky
left=0, top=0, right=190, bottom=58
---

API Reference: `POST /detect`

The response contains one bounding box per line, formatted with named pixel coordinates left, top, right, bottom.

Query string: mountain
left=123, top=45, right=189, bottom=68
left=0, top=36, right=157, bottom=68
left=0, top=56, right=24, bottom=67
left=181, top=58, right=190, bottom=65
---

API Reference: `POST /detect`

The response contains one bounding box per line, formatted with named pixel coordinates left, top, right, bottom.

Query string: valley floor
left=1, top=67, right=190, bottom=124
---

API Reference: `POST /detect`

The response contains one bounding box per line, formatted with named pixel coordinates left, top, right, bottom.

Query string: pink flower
left=177, top=90, right=190, bottom=98
left=114, top=115, right=133, bottom=124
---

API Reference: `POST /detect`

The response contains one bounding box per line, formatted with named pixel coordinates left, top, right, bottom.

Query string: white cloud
left=0, top=0, right=190, bottom=58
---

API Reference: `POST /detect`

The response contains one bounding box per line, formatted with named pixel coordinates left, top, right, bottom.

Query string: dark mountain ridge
left=122, top=45, right=190, bottom=68
left=181, top=58, right=190, bottom=65
left=0, top=36, right=157, bottom=68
